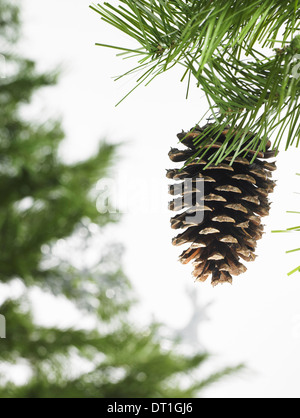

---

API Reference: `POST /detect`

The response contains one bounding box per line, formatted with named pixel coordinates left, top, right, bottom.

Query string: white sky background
left=17, top=0, right=300, bottom=398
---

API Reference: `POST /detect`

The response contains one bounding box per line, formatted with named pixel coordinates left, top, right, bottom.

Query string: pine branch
left=272, top=173, right=300, bottom=276
left=91, top=0, right=300, bottom=163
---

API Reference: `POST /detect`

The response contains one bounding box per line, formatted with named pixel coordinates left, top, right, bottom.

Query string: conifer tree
left=0, top=0, right=241, bottom=398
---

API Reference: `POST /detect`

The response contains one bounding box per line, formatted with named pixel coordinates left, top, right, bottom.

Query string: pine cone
left=167, top=124, right=277, bottom=287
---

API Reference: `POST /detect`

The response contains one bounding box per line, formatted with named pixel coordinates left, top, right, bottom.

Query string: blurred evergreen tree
left=0, top=1, right=242, bottom=398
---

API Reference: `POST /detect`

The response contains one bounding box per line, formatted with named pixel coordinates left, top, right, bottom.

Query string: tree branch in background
left=0, top=0, right=243, bottom=398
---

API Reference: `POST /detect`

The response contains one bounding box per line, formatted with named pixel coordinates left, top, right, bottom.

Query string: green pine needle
left=272, top=173, right=300, bottom=276
left=91, top=0, right=300, bottom=164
